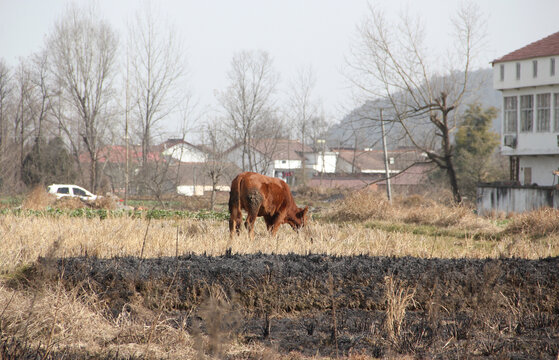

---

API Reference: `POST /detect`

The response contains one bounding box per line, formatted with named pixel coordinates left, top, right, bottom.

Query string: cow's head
left=288, top=206, right=309, bottom=231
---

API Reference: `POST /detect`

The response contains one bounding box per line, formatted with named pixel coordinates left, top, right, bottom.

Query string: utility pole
left=380, top=108, right=392, bottom=202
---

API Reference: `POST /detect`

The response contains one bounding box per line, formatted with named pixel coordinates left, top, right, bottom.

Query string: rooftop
left=493, top=31, right=559, bottom=63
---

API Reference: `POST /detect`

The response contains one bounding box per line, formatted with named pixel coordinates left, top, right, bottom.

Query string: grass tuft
left=505, top=207, right=559, bottom=238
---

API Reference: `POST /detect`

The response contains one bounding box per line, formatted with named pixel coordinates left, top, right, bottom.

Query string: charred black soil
left=24, top=254, right=559, bottom=358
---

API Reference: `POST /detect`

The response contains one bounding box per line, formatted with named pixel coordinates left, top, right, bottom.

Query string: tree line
left=0, top=2, right=504, bottom=204
left=0, top=4, right=328, bottom=197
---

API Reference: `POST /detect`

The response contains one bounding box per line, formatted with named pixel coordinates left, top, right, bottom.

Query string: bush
left=322, top=190, right=393, bottom=222
left=505, top=208, right=559, bottom=238
left=21, top=186, right=56, bottom=210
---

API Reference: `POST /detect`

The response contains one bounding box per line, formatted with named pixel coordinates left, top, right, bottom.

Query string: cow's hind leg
left=229, top=208, right=242, bottom=238
left=245, top=189, right=263, bottom=241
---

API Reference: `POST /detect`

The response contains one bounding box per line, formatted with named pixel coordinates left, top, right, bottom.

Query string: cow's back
left=236, top=172, right=294, bottom=216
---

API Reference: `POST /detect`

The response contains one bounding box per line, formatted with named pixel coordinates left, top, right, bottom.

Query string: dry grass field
left=1, top=188, right=559, bottom=359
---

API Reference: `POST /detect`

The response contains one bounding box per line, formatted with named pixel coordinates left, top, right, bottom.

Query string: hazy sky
left=1, top=0, right=559, bottom=135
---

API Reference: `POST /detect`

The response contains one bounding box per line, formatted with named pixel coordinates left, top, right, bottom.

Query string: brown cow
left=228, top=172, right=308, bottom=240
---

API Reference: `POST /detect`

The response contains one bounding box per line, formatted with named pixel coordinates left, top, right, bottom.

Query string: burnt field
left=20, top=252, right=559, bottom=359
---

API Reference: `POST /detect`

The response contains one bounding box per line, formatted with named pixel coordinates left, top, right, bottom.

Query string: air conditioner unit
left=504, top=135, right=517, bottom=148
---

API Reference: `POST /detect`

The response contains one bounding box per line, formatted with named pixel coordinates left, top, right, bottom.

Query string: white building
left=493, top=31, right=559, bottom=186
left=159, top=139, right=208, bottom=163
left=225, top=139, right=313, bottom=185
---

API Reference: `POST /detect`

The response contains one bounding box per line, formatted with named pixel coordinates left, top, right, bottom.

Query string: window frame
left=520, top=94, right=534, bottom=133
left=533, top=60, right=538, bottom=78
left=536, top=93, right=551, bottom=132
left=504, top=96, right=518, bottom=134
left=554, top=93, right=559, bottom=132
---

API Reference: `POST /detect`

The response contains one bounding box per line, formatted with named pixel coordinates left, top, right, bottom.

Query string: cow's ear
left=301, top=206, right=309, bottom=217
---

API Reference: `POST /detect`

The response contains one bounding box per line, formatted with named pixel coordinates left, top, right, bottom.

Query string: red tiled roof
left=493, top=31, right=559, bottom=63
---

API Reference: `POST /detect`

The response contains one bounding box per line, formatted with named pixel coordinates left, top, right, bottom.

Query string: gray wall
left=477, top=184, right=559, bottom=215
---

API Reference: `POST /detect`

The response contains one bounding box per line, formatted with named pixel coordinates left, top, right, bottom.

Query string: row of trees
left=0, top=4, right=329, bottom=196
left=1, top=2, right=504, bottom=204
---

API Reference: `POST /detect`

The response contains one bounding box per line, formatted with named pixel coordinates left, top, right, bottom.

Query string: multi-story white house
left=493, top=31, right=559, bottom=186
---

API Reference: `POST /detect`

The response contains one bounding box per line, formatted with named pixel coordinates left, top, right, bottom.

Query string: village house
left=226, top=139, right=313, bottom=185
left=307, top=147, right=431, bottom=193
left=478, top=31, right=559, bottom=214
left=493, top=31, right=559, bottom=186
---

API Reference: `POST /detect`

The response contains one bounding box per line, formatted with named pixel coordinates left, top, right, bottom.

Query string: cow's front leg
left=245, top=213, right=258, bottom=241
left=270, top=213, right=286, bottom=236
left=264, top=215, right=276, bottom=232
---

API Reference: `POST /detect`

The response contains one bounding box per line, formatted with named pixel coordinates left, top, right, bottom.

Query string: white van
left=47, top=184, right=98, bottom=201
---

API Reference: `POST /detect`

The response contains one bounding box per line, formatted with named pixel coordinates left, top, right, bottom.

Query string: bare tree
left=203, top=120, right=236, bottom=210
left=0, top=59, right=12, bottom=190
left=219, top=50, right=279, bottom=172
left=286, top=65, right=322, bottom=184
left=13, top=59, right=34, bottom=181
left=348, top=3, right=485, bottom=203
left=48, top=5, right=119, bottom=192
left=128, top=5, right=186, bottom=174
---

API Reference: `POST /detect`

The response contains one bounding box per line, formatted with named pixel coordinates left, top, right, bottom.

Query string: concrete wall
left=477, top=184, right=559, bottom=215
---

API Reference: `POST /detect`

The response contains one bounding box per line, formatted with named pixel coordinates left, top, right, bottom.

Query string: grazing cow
left=228, top=172, right=308, bottom=240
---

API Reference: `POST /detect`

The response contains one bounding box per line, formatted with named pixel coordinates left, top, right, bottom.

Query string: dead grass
left=1, top=207, right=558, bottom=277
left=504, top=207, right=559, bottom=238
left=2, top=198, right=559, bottom=358
left=21, top=185, right=56, bottom=210
left=323, top=191, right=498, bottom=234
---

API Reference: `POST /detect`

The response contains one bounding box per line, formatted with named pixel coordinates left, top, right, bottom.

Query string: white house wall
left=177, top=185, right=231, bottom=196
left=494, top=56, right=559, bottom=90
left=518, top=155, right=559, bottom=186
left=163, top=145, right=207, bottom=163
left=273, top=159, right=301, bottom=170
left=313, top=152, right=338, bottom=173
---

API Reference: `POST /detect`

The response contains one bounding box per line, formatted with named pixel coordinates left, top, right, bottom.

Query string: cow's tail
left=228, top=175, right=243, bottom=236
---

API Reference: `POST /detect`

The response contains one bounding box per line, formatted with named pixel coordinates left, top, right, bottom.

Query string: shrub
left=505, top=208, right=559, bottom=238
left=21, top=186, right=56, bottom=210
left=323, top=190, right=393, bottom=222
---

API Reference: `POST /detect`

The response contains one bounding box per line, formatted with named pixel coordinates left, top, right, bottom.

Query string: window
left=500, top=64, right=505, bottom=81
left=554, top=94, right=559, bottom=131
left=520, top=95, right=533, bottom=132
left=57, top=187, right=69, bottom=194
left=504, top=96, right=517, bottom=134
left=516, top=62, right=521, bottom=79
left=536, top=93, right=551, bottom=132
left=533, top=60, right=538, bottom=78
left=551, top=58, right=556, bottom=76
left=389, top=157, right=394, bottom=165
left=73, top=188, right=86, bottom=196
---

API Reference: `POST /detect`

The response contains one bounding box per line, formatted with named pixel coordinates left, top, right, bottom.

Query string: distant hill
left=326, top=68, right=501, bottom=150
